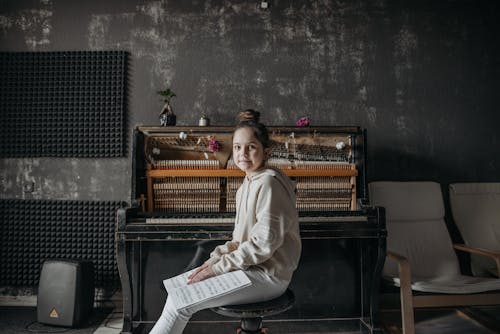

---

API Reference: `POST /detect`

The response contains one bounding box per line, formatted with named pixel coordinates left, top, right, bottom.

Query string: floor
left=379, top=306, right=500, bottom=334
left=2, top=296, right=500, bottom=334
left=139, top=318, right=378, bottom=334
left=93, top=308, right=123, bottom=334
left=97, top=306, right=500, bottom=334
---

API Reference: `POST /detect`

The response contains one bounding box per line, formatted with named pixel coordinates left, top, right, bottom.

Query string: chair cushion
left=449, top=183, right=500, bottom=277
left=369, top=181, right=460, bottom=279
left=389, top=274, right=500, bottom=294
left=384, top=220, right=461, bottom=279
left=369, top=181, right=444, bottom=221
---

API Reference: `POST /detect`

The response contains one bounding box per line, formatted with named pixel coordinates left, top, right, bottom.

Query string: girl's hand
left=187, top=263, right=208, bottom=281
left=187, top=265, right=216, bottom=284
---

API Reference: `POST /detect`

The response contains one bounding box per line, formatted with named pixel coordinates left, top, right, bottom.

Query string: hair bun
left=238, top=109, right=260, bottom=124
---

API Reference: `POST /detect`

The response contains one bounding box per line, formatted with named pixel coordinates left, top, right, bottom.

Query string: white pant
left=149, top=269, right=289, bottom=334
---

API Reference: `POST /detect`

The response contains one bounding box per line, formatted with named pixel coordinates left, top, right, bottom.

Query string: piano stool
left=211, top=288, right=295, bottom=334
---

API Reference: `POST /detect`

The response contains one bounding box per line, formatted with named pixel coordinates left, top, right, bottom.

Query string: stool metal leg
left=239, top=317, right=264, bottom=334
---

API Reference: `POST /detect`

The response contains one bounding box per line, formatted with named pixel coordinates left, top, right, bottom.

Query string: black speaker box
left=37, top=259, right=94, bottom=327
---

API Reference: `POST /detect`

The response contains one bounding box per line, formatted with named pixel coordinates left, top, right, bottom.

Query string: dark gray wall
left=1, top=0, right=499, bottom=203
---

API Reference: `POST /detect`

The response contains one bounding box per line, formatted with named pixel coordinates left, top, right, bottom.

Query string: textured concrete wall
left=0, top=0, right=499, bottom=203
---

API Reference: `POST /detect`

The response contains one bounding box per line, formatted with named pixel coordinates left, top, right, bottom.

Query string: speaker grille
left=0, top=51, right=128, bottom=157
left=0, top=199, right=123, bottom=287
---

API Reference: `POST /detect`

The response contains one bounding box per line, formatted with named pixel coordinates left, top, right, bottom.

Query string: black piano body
left=116, top=126, right=387, bottom=333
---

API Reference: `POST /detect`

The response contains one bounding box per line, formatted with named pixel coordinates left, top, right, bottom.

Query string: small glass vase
left=160, top=112, right=176, bottom=126
left=159, top=102, right=176, bottom=126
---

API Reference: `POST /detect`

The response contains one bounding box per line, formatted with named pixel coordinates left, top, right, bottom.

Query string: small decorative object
left=158, top=87, right=177, bottom=126
left=336, top=141, right=346, bottom=150
left=208, top=137, right=220, bottom=153
left=179, top=131, right=188, bottom=140
left=295, top=116, right=310, bottom=127
left=199, top=114, right=210, bottom=126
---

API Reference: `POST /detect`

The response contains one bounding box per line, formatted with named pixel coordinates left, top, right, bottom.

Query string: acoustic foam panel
left=0, top=51, right=128, bottom=157
left=0, top=199, right=123, bottom=287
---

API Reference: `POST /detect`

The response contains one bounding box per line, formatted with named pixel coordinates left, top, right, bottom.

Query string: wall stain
left=0, top=15, right=13, bottom=32
left=88, top=14, right=112, bottom=50
left=19, top=8, right=52, bottom=50
left=367, top=106, right=377, bottom=127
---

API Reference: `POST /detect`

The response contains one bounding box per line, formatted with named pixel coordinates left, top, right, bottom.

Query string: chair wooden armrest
left=454, top=244, right=500, bottom=275
left=386, top=250, right=415, bottom=334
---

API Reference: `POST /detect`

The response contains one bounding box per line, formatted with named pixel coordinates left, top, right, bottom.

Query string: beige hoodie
left=206, top=168, right=302, bottom=282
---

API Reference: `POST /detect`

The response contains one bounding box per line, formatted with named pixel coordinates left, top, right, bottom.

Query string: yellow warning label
left=49, top=308, right=59, bottom=318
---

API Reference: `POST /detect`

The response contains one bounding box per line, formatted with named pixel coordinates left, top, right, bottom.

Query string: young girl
left=149, top=110, right=301, bottom=334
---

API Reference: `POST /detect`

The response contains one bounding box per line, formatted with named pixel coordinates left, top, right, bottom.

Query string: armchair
left=369, top=181, right=500, bottom=334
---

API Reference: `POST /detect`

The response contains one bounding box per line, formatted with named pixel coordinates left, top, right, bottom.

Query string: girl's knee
left=178, top=306, right=195, bottom=320
left=160, top=296, right=196, bottom=324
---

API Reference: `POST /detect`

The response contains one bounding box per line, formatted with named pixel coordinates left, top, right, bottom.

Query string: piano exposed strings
left=146, top=132, right=358, bottom=215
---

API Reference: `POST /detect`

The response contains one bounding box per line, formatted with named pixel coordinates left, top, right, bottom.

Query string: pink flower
left=296, top=116, right=310, bottom=127
left=208, top=138, right=220, bottom=152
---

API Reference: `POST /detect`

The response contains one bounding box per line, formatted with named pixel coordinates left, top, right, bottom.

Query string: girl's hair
left=234, top=109, right=270, bottom=148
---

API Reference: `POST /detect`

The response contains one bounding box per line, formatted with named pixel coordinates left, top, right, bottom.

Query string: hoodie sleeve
left=211, top=178, right=289, bottom=275
left=204, top=240, right=240, bottom=265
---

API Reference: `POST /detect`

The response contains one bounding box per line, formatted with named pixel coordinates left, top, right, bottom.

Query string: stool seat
left=211, top=289, right=295, bottom=334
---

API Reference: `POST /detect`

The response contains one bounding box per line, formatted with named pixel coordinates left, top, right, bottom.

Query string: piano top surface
left=136, top=125, right=363, bottom=134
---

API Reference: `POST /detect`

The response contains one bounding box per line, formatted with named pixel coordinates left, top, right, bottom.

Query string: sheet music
left=163, top=270, right=252, bottom=310
left=163, top=269, right=195, bottom=291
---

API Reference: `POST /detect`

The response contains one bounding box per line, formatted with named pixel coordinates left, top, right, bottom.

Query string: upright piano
left=116, top=126, right=386, bottom=333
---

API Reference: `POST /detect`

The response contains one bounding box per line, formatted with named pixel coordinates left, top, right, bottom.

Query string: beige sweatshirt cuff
left=210, top=259, right=230, bottom=276
left=204, top=257, right=219, bottom=267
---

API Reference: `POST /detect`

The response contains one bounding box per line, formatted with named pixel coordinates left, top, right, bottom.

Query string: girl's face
left=232, top=127, right=270, bottom=175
